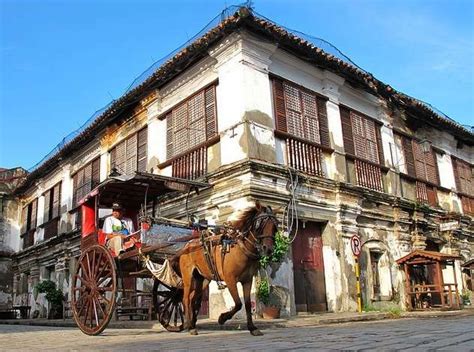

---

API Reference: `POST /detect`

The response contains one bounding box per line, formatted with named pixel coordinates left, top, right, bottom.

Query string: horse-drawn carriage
left=71, top=171, right=278, bottom=336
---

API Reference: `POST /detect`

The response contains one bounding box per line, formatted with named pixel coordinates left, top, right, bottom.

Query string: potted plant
left=460, top=289, right=472, bottom=306
left=256, top=231, right=291, bottom=319
left=34, top=280, right=64, bottom=319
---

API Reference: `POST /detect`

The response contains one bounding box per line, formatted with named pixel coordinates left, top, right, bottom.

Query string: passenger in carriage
left=102, top=203, right=135, bottom=254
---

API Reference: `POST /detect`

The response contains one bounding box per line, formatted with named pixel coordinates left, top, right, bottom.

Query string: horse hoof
left=218, top=315, right=226, bottom=325
left=189, top=329, right=198, bottom=335
left=250, top=329, right=263, bottom=336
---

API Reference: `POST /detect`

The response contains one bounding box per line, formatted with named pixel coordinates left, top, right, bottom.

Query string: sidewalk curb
left=1, top=309, right=472, bottom=331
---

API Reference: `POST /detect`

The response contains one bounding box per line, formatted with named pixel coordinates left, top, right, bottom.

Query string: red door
left=292, top=222, right=327, bottom=312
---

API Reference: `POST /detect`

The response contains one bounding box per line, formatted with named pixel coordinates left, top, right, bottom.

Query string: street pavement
left=0, top=315, right=473, bottom=351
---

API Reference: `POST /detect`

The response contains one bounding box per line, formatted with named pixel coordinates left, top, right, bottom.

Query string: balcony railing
left=416, top=181, right=438, bottom=207
left=286, top=138, right=324, bottom=176
left=354, top=159, right=383, bottom=192
left=172, top=146, right=207, bottom=180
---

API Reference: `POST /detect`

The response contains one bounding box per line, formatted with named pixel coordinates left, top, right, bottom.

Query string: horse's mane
left=230, top=206, right=260, bottom=232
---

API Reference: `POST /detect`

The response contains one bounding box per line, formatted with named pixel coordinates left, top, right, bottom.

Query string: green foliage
left=387, top=307, right=401, bottom=318
left=256, top=278, right=270, bottom=305
left=362, top=304, right=378, bottom=312
left=259, top=231, right=291, bottom=268
left=35, top=280, right=63, bottom=307
left=461, top=289, right=472, bottom=300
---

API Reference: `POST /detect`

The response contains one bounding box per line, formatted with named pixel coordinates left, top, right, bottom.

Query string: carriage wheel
left=153, top=279, right=184, bottom=332
left=71, top=245, right=117, bottom=335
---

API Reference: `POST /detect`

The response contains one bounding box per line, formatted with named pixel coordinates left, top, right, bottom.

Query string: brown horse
left=178, top=201, right=278, bottom=336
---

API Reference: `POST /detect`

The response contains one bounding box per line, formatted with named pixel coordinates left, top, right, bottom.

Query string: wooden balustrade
left=172, top=146, right=207, bottom=180
left=354, top=159, right=383, bottom=192
left=286, top=138, right=323, bottom=176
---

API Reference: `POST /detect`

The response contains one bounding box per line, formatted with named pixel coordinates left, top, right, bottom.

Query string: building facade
left=7, top=8, right=474, bottom=319
left=0, top=167, right=27, bottom=311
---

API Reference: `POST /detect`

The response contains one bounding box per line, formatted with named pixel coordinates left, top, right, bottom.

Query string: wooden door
left=292, top=222, right=327, bottom=312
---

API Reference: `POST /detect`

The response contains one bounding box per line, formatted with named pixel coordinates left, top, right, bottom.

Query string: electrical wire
left=282, top=168, right=300, bottom=244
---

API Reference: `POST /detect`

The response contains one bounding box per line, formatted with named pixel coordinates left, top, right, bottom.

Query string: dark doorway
left=292, top=221, right=327, bottom=312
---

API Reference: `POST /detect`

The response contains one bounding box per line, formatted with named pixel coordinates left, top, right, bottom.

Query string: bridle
left=238, top=207, right=279, bottom=259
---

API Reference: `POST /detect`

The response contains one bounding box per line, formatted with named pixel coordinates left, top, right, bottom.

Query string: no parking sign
left=351, top=235, right=362, bottom=257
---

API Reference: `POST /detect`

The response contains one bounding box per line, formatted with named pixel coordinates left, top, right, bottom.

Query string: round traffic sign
left=351, top=235, right=362, bottom=257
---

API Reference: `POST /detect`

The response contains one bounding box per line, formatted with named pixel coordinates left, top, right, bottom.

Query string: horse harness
left=199, top=210, right=279, bottom=289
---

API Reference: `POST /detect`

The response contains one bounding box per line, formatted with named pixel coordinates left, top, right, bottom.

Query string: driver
left=103, top=203, right=135, bottom=254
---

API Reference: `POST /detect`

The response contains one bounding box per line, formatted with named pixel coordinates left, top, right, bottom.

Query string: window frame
left=110, top=126, right=148, bottom=175
left=42, top=182, right=62, bottom=224
left=72, top=157, right=100, bottom=208
left=162, top=83, right=218, bottom=162
left=271, top=76, right=331, bottom=151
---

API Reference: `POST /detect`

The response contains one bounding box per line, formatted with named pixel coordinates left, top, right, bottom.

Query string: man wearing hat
left=102, top=203, right=135, bottom=254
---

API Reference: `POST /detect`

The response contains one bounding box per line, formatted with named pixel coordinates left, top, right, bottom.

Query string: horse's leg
left=218, top=279, right=242, bottom=325
left=243, top=280, right=263, bottom=336
left=181, top=264, right=195, bottom=334
left=190, top=274, right=204, bottom=332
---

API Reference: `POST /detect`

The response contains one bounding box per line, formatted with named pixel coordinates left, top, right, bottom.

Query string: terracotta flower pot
left=262, top=306, right=280, bottom=319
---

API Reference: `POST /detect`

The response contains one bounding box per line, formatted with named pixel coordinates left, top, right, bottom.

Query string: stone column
left=322, top=71, right=346, bottom=182
left=334, top=195, right=361, bottom=312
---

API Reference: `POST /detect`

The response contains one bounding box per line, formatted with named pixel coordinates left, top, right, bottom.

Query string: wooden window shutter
left=363, top=118, right=378, bottom=164
left=30, top=199, right=37, bottom=230
left=173, top=103, right=188, bottom=156
left=115, top=140, right=126, bottom=174
left=137, top=127, right=148, bottom=172
left=92, top=158, right=100, bottom=188
left=352, top=113, right=368, bottom=160
left=451, top=157, right=461, bottom=190
left=188, top=92, right=206, bottom=147
left=84, top=163, right=92, bottom=196
left=205, top=86, right=217, bottom=138
left=425, top=149, right=439, bottom=185
left=401, top=136, right=416, bottom=176
left=375, top=125, right=384, bottom=166
left=52, top=183, right=61, bottom=219
left=125, top=133, right=138, bottom=175
left=166, top=112, right=173, bottom=159
left=426, top=185, right=438, bottom=207
left=301, top=91, right=320, bottom=143
left=110, top=147, right=116, bottom=172
left=413, top=141, right=427, bottom=180
left=43, top=190, right=51, bottom=222
left=340, top=107, right=355, bottom=155
left=272, top=79, right=287, bottom=132
left=457, top=160, right=473, bottom=195
left=317, top=97, right=330, bottom=147
left=72, top=173, right=78, bottom=207
left=21, top=206, right=28, bottom=234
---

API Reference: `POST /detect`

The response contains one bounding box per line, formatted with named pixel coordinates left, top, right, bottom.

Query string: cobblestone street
left=1, top=316, right=473, bottom=351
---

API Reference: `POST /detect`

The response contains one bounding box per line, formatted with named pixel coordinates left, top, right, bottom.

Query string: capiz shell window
left=166, top=85, right=217, bottom=160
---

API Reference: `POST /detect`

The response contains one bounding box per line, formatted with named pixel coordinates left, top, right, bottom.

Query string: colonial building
left=0, top=167, right=27, bottom=312
left=7, top=7, right=473, bottom=319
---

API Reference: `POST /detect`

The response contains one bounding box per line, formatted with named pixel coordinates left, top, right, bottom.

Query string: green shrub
left=259, top=231, right=290, bottom=268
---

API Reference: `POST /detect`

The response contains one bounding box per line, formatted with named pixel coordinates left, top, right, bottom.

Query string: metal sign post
left=351, top=235, right=362, bottom=313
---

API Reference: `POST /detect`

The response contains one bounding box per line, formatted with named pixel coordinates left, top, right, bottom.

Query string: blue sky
left=1, top=0, right=473, bottom=170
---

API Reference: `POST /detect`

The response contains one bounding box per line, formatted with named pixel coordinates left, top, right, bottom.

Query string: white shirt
left=103, top=216, right=134, bottom=235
